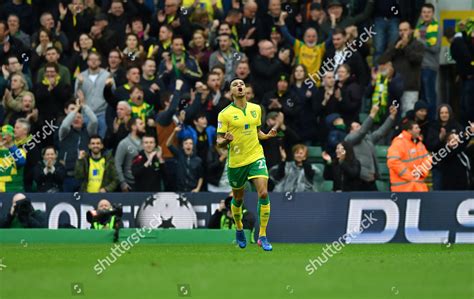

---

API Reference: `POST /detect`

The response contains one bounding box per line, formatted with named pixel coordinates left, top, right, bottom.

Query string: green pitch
left=0, top=244, right=472, bottom=299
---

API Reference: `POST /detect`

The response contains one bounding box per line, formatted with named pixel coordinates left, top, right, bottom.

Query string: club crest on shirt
left=233, top=115, right=239, bottom=120
left=251, top=110, right=257, bottom=118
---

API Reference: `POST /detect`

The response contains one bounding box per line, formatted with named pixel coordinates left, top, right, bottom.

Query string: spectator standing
left=415, top=3, right=440, bottom=119
left=379, top=21, right=424, bottom=116
left=0, top=125, right=26, bottom=192
left=33, top=146, right=65, bottom=192
left=132, top=135, right=166, bottom=192
left=166, top=125, right=204, bottom=192
left=345, top=105, right=398, bottom=191
left=387, top=120, right=431, bottom=192
left=115, top=117, right=145, bottom=192
left=75, top=135, right=118, bottom=193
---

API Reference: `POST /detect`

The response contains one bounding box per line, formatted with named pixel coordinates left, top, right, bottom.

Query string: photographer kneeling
left=87, top=199, right=123, bottom=230
left=0, top=193, right=46, bottom=228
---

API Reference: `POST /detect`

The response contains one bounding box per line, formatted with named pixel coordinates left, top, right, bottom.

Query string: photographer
left=0, top=193, right=46, bottom=228
left=86, top=199, right=123, bottom=230
left=208, top=196, right=255, bottom=233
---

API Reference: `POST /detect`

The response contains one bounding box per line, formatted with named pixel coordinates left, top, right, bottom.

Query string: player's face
left=231, top=80, right=246, bottom=98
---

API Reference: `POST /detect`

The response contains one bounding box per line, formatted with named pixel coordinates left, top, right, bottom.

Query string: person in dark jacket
left=334, top=64, right=362, bottom=126
left=324, top=113, right=347, bottom=159
left=166, top=125, right=204, bottom=192
left=206, top=144, right=232, bottom=192
left=379, top=21, right=424, bottom=115
left=33, top=146, right=65, bottom=192
left=262, top=73, right=301, bottom=130
left=401, top=100, right=431, bottom=140
left=74, top=135, right=119, bottom=193
left=425, top=104, right=463, bottom=190
left=314, top=71, right=339, bottom=144
left=323, top=141, right=362, bottom=191
left=132, top=135, right=166, bottom=192
left=438, top=131, right=472, bottom=190
left=0, top=193, right=46, bottom=228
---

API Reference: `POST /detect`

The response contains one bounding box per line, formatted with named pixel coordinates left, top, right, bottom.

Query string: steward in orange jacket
left=387, top=120, right=432, bottom=192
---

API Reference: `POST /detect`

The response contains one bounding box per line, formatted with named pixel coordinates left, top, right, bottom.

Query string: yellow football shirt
left=217, top=102, right=265, bottom=168
left=87, top=157, right=105, bottom=193
left=294, top=40, right=326, bottom=85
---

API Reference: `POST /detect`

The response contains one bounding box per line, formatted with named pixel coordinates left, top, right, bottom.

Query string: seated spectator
left=86, top=199, right=122, bottom=230
left=387, top=120, right=431, bottom=192
left=58, top=94, right=98, bottom=192
left=271, top=144, right=317, bottom=192
left=0, top=193, right=46, bottom=228
left=0, top=125, right=26, bottom=192
left=207, top=144, right=232, bottom=193
left=208, top=196, right=255, bottom=234
left=75, top=135, right=118, bottom=193
left=322, top=141, right=362, bottom=192
left=438, top=130, right=473, bottom=190
left=166, top=126, right=204, bottom=192
left=132, top=135, right=166, bottom=192
left=33, top=146, right=65, bottom=192
left=2, top=73, right=35, bottom=124
left=115, top=118, right=145, bottom=192
left=345, top=105, right=398, bottom=191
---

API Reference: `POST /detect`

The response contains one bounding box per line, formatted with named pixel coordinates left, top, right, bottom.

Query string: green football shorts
left=228, top=158, right=269, bottom=189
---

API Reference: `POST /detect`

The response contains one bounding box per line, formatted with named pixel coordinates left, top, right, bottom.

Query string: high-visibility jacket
left=387, top=131, right=432, bottom=192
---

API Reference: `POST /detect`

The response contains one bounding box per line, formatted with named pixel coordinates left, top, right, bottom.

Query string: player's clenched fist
left=224, top=132, right=234, bottom=141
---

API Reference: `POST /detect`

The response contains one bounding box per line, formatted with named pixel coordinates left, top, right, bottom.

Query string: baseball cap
left=327, top=0, right=344, bottom=8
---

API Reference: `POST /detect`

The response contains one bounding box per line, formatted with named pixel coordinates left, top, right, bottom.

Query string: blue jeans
left=83, top=111, right=107, bottom=139
left=460, top=78, right=474, bottom=125
left=373, top=17, right=400, bottom=65
left=421, top=68, right=438, bottom=119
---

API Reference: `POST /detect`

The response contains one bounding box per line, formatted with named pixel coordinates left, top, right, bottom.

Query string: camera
left=86, top=204, right=123, bottom=225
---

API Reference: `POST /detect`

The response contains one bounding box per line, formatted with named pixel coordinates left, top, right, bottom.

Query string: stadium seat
left=376, top=180, right=390, bottom=192
left=319, top=180, right=333, bottom=192
left=307, top=146, right=323, bottom=163
left=378, top=162, right=390, bottom=180
left=376, top=145, right=389, bottom=160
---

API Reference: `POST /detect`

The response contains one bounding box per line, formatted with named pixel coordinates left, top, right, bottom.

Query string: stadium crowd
left=0, top=0, right=473, bottom=194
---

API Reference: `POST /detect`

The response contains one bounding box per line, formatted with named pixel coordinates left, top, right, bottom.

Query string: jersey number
left=257, top=160, right=265, bottom=169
